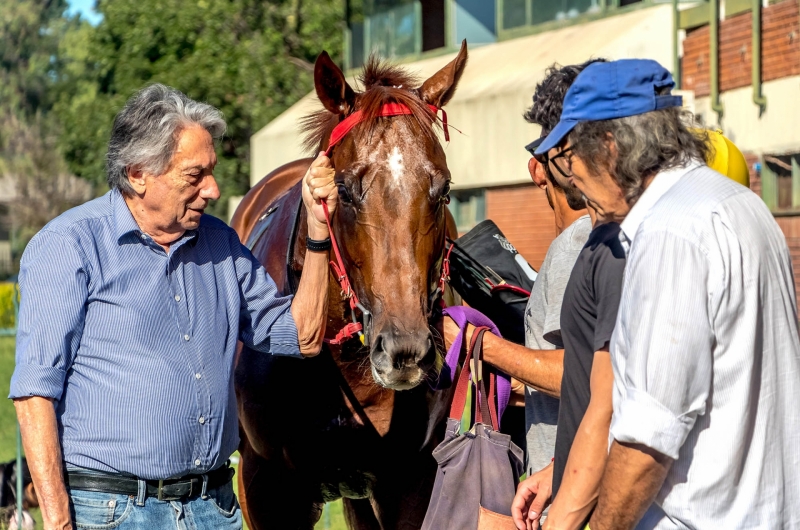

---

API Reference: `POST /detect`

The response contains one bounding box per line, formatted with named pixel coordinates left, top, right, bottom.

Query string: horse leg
left=368, top=457, right=437, bottom=530
left=238, top=440, right=322, bottom=530
left=342, top=498, right=381, bottom=530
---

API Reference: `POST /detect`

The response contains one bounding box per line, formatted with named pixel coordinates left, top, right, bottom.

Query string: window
left=346, top=0, right=446, bottom=69
left=761, top=153, right=800, bottom=213
left=499, top=0, right=642, bottom=33
left=451, top=0, right=497, bottom=46
left=448, top=188, right=486, bottom=233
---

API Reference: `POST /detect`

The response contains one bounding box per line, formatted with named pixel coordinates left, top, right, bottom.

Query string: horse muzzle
left=369, top=328, right=436, bottom=390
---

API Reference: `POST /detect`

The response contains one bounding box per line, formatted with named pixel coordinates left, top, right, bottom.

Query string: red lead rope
left=320, top=102, right=451, bottom=346
left=321, top=201, right=364, bottom=346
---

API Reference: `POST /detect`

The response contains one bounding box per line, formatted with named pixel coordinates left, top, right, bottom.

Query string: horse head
left=304, top=42, right=468, bottom=391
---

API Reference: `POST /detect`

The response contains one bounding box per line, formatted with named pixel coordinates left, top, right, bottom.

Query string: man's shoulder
left=642, top=166, right=767, bottom=244
left=197, top=214, right=241, bottom=248
left=39, top=193, right=113, bottom=238
left=553, top=215, right=592, bottom=253
left=576, top=223, right=625, bottom=276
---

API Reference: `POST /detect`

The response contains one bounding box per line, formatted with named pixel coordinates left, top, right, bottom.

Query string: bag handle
left=449, top=326, right=489, bottom=423
left=473, top=327, right=491, bottom=427
left=473, top=330, right=500, bottom=431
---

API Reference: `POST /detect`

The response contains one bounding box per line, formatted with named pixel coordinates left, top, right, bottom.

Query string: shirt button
left=195, top=373, right=201, bottom=380
left=194, top=459, right=201, bottom=466
left=175, top=295, right=181, bottom=302
left=199, top=416, right=205, bottom=424
left=184, top=334, right=190, bottom=341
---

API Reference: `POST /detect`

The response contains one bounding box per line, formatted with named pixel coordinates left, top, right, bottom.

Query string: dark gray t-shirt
left=523, top=215, right=591, bottom=474
left=552, top=222, right=626, bottom=497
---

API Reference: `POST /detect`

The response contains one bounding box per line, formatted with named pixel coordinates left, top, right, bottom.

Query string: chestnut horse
left=231, top=42, right=468, bottom=529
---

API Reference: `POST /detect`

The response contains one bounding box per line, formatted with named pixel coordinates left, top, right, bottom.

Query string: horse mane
left=301, top=55, right=439, bottom=153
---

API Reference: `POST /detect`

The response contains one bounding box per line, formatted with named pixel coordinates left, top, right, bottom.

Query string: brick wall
left=682, top=0, right=800, bottom=96
left=486, top=183, right=555, bottom=271
left=775, top=216, right=800, bottom=307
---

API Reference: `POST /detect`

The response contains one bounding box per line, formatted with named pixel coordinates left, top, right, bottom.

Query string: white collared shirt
left=609, top=164, right=800, bottom=529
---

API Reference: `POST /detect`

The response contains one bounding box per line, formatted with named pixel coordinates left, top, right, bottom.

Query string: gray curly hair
left=106, top=84, right=226, bottom=195
left=568, top=99, right=710, bottom=206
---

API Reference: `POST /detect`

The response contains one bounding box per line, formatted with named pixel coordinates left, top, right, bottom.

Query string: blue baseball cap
left=534, top=59, right=683, bottom=155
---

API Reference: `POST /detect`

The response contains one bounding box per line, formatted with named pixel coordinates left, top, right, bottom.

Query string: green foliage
left=0, top=284, right=16, bottom=330
left=54, top=0, right=345, bottom=217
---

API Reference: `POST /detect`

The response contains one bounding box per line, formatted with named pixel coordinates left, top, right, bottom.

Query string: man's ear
left=314, top=51, right=356, bottom=115
left=126, top=166, right=147, bottom=195
left=529, top=158, right=547, bottom=190
left=418, top=40, right=468, bottom=108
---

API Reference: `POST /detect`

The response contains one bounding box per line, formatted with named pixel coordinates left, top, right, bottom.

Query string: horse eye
left=440, top=182, right=451, bottom=204
left=337, top=183, right=354, bottom=204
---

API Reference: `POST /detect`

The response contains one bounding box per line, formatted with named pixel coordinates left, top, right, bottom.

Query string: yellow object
left=702, top=129, right=750, bottom=187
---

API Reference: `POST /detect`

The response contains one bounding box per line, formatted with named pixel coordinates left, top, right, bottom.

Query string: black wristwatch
left=306, top=236, right=332, bottom=252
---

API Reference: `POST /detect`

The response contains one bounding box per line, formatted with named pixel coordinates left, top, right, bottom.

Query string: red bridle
left=321, top=102, right=450, bottom=346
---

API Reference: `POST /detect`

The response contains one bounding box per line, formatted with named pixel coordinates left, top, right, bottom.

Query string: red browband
left=324, top=103, right=449, bottom=157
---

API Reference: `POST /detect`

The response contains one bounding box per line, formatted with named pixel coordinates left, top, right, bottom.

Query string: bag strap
left=449, top=326, right=490, bottom=423
left=472, top=327, right=491, bottom=427
left=473, top=328, right=500, bottom=431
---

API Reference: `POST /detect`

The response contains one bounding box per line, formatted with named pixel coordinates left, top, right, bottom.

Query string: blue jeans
left=68, top=481, right=242, bottom=530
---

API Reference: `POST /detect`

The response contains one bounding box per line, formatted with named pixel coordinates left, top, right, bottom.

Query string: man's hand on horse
left=303, top=151, right=338, bottom=240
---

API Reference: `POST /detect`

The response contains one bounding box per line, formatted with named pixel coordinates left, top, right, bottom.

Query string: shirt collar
left=619, top=161, right=702, bottom=247
left=112, top=188, right=198, bottom=247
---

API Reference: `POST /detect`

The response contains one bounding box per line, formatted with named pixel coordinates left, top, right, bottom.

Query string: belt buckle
left=157, top=478, right=195, bottom=502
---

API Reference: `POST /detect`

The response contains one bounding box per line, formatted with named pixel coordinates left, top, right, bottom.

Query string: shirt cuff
left=610, top=387, right=695, bottom=460
left=266, top=309, right=302, bottom=358
left=9, top=365, right=67, bottom=401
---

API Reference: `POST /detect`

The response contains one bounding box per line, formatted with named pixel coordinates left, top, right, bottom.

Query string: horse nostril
left=373, top=334, right=385, bottom=355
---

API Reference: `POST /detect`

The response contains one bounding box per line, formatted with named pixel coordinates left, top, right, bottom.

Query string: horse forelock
left=301, top=56, right=440, bottom=154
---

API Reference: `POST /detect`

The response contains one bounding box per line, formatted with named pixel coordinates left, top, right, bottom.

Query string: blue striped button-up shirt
left=9, top=190, right=301, bottom=479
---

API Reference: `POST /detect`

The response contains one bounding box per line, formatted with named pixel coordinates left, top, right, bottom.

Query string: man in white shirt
left=536, top=58, right=800, bottom=529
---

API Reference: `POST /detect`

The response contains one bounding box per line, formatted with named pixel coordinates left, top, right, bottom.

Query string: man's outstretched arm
left=443, top=318, right=563, bottom=398
left=588, top=441, right=672, bottom=530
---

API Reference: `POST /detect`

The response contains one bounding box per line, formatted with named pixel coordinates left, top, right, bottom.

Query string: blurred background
left=1, top=0, right=798, bottom=527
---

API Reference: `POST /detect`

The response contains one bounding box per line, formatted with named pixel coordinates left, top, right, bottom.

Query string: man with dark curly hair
left=443, top=59, right=604, bottom=526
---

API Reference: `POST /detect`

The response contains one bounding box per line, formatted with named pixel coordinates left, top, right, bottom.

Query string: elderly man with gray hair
left=10, top=84, right=338, bottom=529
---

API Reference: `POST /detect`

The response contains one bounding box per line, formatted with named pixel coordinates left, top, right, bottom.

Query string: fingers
left=512, top=481, right=536, bottom=530
left=310, top=151, right=333, bottom=168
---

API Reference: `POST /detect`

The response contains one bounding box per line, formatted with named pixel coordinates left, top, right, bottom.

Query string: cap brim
left=525, top=137, right=545, bottom=154
left=534, top=119, right=579, bottom=155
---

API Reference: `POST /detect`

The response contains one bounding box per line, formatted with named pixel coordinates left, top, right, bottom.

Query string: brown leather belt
left=66, top=464, right=234, bottom=501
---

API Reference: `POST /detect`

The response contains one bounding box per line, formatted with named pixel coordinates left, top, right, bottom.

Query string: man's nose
left=201, top=175, right=221, bottom=201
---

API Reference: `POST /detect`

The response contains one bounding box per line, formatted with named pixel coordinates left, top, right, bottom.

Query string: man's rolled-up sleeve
left=610, top=230, right=714, bottom=460
left=234, top=237, right=301, bottom=358
left=10, top=231, right=88, bottom=401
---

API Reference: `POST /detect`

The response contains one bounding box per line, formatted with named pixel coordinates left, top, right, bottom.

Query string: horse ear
left=418, top=40, right=468, bottom=108
left=314, top=51, right=356, bottom=115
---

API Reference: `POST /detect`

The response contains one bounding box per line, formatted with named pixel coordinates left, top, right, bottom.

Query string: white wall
left=694, top=75, right=800, bottom=156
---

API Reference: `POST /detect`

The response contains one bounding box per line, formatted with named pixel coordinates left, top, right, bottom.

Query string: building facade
left=249, top=0, right=800, bottom=306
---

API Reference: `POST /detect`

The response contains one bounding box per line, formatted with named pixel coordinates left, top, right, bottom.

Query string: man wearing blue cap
left=519, top=59, right=800, bottom=529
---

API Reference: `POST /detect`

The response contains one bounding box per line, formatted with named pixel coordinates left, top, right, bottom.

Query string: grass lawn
left=0, top=336, right=346, bottom=529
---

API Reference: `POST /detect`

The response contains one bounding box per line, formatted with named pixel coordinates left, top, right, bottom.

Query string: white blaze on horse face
left=387, top=146, right=404, bottom=186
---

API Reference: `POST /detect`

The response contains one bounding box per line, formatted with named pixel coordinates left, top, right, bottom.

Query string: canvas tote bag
left=421, top=326, right=524, bottom=530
